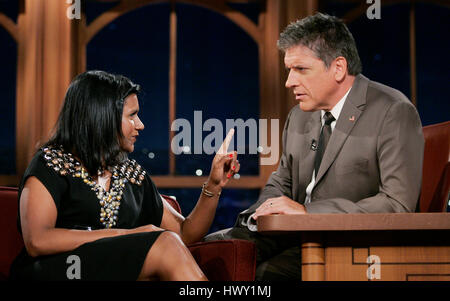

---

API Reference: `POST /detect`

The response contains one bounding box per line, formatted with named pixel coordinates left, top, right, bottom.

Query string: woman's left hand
left=207, top=129, right=240, bottom=189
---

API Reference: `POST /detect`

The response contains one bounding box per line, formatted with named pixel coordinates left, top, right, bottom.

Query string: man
left=205, top=13, right=424, bottom=280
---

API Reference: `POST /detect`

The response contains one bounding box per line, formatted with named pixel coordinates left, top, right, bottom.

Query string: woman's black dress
left=9, top=146, right=165, bottom=280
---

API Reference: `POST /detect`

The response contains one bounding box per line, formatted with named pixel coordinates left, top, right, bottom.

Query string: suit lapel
left=305, top=111, right=322, bottom=146
left=314, top=74, right=369, bottom=186
left=298, top=111, right=321, bottom=196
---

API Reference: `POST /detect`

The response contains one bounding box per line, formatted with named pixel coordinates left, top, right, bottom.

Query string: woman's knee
left=138, top=231, right=186, bottom=280
left=157, top=231, right=184, bottom=246
left=150, top=231, right=192, bottom=263
left=139, top=231, right=203, bottom=280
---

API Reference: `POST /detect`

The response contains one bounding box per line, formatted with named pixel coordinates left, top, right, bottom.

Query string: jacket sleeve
left=235, top=109, right=295, bottom=229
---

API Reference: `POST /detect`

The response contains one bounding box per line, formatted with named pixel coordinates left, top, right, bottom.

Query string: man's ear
left=333, top=56, right=348, bottom=82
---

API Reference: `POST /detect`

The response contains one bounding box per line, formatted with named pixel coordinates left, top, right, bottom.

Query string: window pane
left=0, top=26, right=17, bottom=174
left=322, top=3, right=411, bottom=98
left=349, top=4, right=411, bottom=98
left=319, top=0, right=360, bottom=18
left=175, top=3, right=260, bottom=176
left=85, top=0, right=120, bottom=25
left=0, top=0, right=19, bottom=23
left=416, top=3, right=450, bottom=126
left=87, top=3, right=170, bottom=175
left=226, top=1, right=262, bottom=25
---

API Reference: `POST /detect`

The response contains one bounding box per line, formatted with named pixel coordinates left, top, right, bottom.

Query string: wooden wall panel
left=14, top=0, right=83, bottom=180
left=16, top=0, right=45, bottom=178
left=257, top=0, right=317, bottom=184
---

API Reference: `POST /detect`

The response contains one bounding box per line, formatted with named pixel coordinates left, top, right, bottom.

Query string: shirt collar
left=321, top=87, right=352, bottom=124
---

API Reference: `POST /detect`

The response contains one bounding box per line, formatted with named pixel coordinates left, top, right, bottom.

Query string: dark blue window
left=0, top=1, right=17, bottom=174
left=86, top=2, right=263, bottom=230
left=348, top=4, right=411, bottom=98
left=175, top=3, right=260, bottom=177
left=322, top=2, right=450, bottom=126
left=0, top=0, right=18, bottom=23
left=87, top=3, right=171, bottom=175
left=415, top=2, right=450, bottom=126
left=159, top=188, right=260, bottom=234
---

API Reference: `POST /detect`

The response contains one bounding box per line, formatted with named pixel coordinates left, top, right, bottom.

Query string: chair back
left=0, top=187, right=24, bottom=279
left=420, top=121, right=450, bottom=212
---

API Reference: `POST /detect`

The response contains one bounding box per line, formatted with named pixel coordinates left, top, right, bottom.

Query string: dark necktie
left=314, top=112, right=335, bottom=177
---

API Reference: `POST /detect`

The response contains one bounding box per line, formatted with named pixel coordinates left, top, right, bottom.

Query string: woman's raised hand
left=208, top=129, right=241, bottom=188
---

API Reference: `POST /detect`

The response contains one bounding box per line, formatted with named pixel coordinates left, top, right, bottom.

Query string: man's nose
left=285, top=70, right=297, bottom=88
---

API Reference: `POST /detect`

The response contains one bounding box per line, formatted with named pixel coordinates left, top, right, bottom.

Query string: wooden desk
left=258, top=213, right=450, bottom=281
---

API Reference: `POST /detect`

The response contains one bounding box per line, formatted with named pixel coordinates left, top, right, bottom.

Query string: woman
left=10, top=70, right=240, bottom=281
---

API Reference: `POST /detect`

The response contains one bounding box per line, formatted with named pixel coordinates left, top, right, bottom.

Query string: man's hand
left=251, top=196, right=307, bottom=220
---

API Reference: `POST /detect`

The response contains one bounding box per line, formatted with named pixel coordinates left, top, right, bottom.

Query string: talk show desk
left=257, top=213, right=450, bottom=281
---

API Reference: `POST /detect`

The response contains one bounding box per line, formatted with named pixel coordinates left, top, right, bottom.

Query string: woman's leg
left=137, top=231, right=207, bottom=281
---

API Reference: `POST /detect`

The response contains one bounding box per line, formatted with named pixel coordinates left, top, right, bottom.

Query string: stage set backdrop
left=0, top=0, right=449, bottom=233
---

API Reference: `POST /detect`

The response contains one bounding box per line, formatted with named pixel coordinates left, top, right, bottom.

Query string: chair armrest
left=188, top=239, right=256, bottom=281
left=160, top=194, right=182, bottom=214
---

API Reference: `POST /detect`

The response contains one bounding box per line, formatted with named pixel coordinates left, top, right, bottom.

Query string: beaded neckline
left=42, top=145, right=146, bottom=228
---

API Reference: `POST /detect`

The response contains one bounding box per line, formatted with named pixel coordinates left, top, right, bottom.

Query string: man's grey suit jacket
left=237, top=74, right=424, bottom=228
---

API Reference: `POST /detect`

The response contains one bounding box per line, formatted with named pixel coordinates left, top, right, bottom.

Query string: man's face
left=120, top=93, right=144, bottom=153
left=284, top=45, right=337, bottom=112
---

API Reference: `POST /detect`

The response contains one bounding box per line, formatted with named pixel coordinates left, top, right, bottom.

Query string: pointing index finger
left=218, top=129, right=235, bottom=155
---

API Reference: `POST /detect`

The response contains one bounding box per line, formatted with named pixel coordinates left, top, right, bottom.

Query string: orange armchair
left=161, top=194, right=256, bottom=281
left=0, top=187, right=23, bottom=280
left=419, top=121, right=450, bottom=212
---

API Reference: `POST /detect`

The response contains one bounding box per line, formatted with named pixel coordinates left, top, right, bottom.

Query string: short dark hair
left=278, top=12, right=362, bottom=75
left=45, top=70, right=141, bottom=175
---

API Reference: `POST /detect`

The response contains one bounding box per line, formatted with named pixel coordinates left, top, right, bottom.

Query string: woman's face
left=120, top=94, right=144, bottom=153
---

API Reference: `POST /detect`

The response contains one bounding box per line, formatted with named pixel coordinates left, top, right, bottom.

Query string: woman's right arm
left=20, top=176, right=158, bottom=257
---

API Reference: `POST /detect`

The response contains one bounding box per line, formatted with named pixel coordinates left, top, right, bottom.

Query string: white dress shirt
left=304, top=88, right=352, bottom=205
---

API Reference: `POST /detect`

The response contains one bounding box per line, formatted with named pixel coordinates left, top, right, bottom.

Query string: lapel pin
left=349, top=116, right=355, bottom=122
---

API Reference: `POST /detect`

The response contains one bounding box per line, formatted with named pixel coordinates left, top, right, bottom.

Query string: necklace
left=42, top=145, right=146, bottom=228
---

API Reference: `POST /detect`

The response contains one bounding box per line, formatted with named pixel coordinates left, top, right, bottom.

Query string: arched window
left=415, top=2, right=450, bottom=125
left=320, top=0, right=450, bottom=125
left=85, top=0, right=269, bottom=188
left=174, top=3, right=260, bottom=177
left=5, top=0, right=448, bottom=230
left=85, top=1, right=266, bottom=230
left=87, top=3, right=171, bottom=175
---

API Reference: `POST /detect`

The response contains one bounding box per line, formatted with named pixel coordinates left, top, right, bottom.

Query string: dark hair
left=277, top=12, right=362, bottom=75
left=45, top=70, right=141, bottom=175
